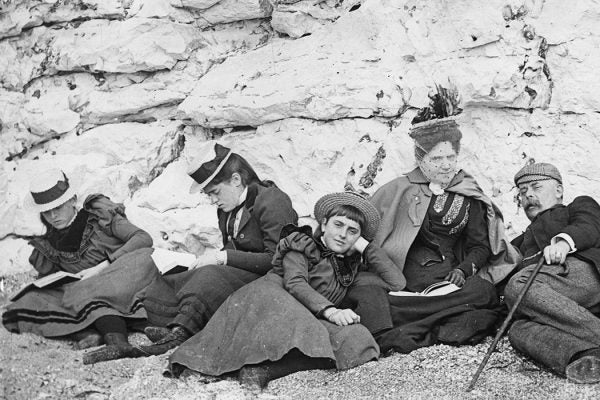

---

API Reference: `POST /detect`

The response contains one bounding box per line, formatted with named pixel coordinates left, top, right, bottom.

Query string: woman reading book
left=360, top=85, right=520, bottom=353
left=84, top=142, right=299, bottom=363
left=167, top=192, right=404, bottom=388
left=2, top=168, right=155, bottom=353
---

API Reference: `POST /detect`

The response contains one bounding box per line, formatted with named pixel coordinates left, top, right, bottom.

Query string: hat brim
left=26, top=186, right=77, bottom=213
left=515, top=175, right=561, bottom=186
left=189, top=151, right=232, bottom=194
left=314, top=192, right=381, bottom=241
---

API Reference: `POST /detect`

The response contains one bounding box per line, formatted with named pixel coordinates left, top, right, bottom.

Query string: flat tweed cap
left=514, top=162, right=563, bottom=186
left=314, top=192, right=381, bottom=241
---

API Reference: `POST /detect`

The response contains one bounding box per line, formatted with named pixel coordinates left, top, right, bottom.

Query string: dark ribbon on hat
left=31, top=176, right=70, bottom=205
left=189, top=143, right=231, bottom=186
left=190, top=159, right=221, bottom=186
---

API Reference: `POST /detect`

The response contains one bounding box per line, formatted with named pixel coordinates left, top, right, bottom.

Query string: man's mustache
left=525, top=200, right=541, bottom=210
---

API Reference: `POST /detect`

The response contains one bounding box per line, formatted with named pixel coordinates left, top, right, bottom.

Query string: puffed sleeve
left=105, top=215, right=153, bottom=261
left=271, top=230, right=334, bottom=314
left=282, top=251, right=335, bottom=315
left=84, top=194, right=153, bottom=261
left=28, top=247, right=60, bottom=277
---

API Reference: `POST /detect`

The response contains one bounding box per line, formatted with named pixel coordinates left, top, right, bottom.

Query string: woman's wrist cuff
left=216, top=251, right=227, bottom=265
left=320, top=306, right=336, bottom=319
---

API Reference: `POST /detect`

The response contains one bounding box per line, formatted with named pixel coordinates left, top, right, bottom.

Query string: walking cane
left=466, top=256, right=545, bottom=391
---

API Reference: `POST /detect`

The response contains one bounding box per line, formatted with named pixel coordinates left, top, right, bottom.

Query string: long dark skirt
left=2, top=248, right=157, bottom=337
left=169, top=273, right=380, bottom=376
left=142, top=265, right=261, bottom=333
left=376, top=276, right=502, bottom=353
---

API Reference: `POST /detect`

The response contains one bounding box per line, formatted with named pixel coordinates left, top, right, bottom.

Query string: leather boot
left=83, top=333, right=149, bottom=364
left=144, top=326, right=171, bottom=343
left=139, top=326, right=191, bottom=356
left=239, top=351, right=335, bottom=390
left=72, top=330, right=103, bottom=350
left=566, top=348, right=600, bottom=384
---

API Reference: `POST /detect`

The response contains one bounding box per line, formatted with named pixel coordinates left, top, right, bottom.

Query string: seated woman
left=167, top=191, right=404, bottom=388
left=84, top=142, right=299, bottom=363
left=365, top=86, right=520, bottom=353
left=2, top=168, right=155, bottom=352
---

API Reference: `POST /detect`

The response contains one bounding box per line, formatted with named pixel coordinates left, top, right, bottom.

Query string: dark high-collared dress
left=3, top=194, right=155, bottom=337
left=168, top=229, right=403, bottom=375
left=366, top=168, right=518, bottom=353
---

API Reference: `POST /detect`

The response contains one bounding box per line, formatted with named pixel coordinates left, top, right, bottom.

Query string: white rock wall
left=1, top=0, right=599, bottom=274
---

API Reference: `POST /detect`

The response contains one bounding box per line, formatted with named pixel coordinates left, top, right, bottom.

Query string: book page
left=389, top=281, right=461, bottom=297
left=388, top=290, right=424, bottom=297
left=33, top=271, right=80, bottom=288
left=151, top=248, right=196, bottom=275
left=423, top=282, right=460, bottom=296
left=10, top=271, right=80, bottom=301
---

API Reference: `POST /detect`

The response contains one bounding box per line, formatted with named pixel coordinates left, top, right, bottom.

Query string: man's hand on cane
left=543, top=240, right=570, bottom=265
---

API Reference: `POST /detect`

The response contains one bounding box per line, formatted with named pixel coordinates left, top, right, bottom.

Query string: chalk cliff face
left=1, top=0, right=599, bottom=274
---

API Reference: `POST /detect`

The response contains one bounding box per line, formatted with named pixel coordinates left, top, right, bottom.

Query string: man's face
left=518, top=179, right=563, bottom=220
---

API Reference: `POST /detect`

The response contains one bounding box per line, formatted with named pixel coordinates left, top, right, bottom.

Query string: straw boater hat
left=314, top=192, right=381, bottom=241
left=187, top=142, right=233, bottom=194
left=29, top=168, right=77, bottom=213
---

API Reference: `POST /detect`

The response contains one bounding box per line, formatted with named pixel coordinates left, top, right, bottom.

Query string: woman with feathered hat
left=366, top=85, right=520, bottom=353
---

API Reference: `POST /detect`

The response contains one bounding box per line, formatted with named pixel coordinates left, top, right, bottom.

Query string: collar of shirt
left=237, top=186, right=248, bottom=207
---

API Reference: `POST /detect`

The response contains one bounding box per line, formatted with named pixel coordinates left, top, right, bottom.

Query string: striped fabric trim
left=3, top=299, right=145, bottom=327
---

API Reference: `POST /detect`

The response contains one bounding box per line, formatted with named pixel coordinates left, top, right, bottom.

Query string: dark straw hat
left=514, top=162, right=563, bottom=186
left=187, top=142, right=233, bottom=194
left=314, top=192, right=381, bottom=241
left=28, top=168, right=76, bottom=212
left=409, top=118, right=462, bottom=158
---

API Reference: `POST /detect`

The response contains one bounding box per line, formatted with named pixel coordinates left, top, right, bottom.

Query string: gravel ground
left=2, top=273, right=600, bottom=399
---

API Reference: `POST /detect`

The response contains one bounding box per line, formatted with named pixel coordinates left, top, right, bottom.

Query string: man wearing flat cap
left=505, top=162, right=600, bottom=383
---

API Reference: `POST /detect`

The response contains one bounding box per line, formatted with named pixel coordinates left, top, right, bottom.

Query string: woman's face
left=418, top=141, right=458, bottom=186
left=203, top=173, right=245, bottom=213
left=41, top=198, right=77, bottom=229
left=321, top=215, right=362, bottom=254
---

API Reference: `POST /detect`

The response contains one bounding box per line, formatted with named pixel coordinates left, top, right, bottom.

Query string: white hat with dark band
left=29, top=168, right=77, bottom=213
left=187, top=142, right=233, bottom=194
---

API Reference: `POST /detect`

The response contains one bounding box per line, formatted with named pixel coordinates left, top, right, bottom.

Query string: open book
left=389, top=280, right=461, bottom=297
left=10, top=261, right=110, bottom=301
left=151, top=248, right=196, bottom=275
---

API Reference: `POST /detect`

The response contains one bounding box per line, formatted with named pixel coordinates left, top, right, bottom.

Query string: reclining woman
left=84, top=142, right=299, bottom=362
left=2, top=168, right=155, bottom=351
left=167, top=191, right=404, bottom=388
left=363, top=86, right=520, bottom=353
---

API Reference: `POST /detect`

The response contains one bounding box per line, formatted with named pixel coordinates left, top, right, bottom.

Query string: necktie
left=226, top=203, right=245, bottom=242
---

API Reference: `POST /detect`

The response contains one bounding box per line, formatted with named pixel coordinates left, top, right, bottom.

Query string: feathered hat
left=409, top=83, right=463, bottom=158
